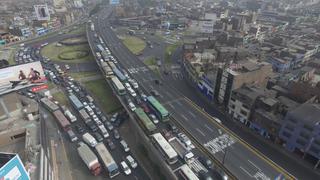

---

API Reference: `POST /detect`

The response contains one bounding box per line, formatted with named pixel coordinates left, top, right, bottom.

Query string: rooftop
left=288, top=104, right=320, bottom=125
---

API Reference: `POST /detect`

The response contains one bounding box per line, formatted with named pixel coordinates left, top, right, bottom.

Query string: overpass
left=86, top=7, right=296, bottom=180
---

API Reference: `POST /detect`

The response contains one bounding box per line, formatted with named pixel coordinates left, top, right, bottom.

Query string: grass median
left=41, top=41, right=93, bottom=63
left=121, top=36, right=146, bottom=55
left=84, top=79, right=122, bottom=114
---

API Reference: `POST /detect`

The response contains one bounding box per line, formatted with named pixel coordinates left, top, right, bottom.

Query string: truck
left=168, top=137, right=194, bottom=163
left=79, top=109, right=90, bottom=123
left=53, top=110, right=71, bottom=131
left=41, top=97, right=59, bottom=112
left=95, top=143, right=120, bottom=178
left=90, top=23, right=95, bottom=31
left=82, top=133, right=97, bottom=147
left=77, top=142, right=101, bottom=176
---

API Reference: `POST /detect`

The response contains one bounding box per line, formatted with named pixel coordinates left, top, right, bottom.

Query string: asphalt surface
left=88, top=8, right=297, bottom=180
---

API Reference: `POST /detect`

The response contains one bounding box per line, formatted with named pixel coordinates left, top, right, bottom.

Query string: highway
left=87, top=8, right=295, bottom=180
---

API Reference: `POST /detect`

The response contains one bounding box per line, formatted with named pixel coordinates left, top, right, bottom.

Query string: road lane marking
left=240, top=166, right=253, bottom=177
left=181, top=114, right=189, bottom=122
left=248, top=160, right=261, bottom=171
left=168, top=103, right=175, bottom=109
left=176, top=101, right=182, bottom=106
left=189, top=111, right=196, bottom=118
left=196, top=128, right=206, bottom=137
left=204, top=124, right=214, bottom=132
left=183, top=97, right=296, bottom=180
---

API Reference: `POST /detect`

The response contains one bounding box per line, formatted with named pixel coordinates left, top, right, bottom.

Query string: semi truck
left=168, top=137, right=194, bottom=163
left=77, top=142, right=101, bottom=176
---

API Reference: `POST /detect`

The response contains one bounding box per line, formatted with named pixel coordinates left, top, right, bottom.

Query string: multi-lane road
left=85, top=7, right=300, bottom=180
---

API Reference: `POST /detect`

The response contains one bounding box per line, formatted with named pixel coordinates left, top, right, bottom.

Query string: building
left=214, top=60, right=273, bottom=107
left=279, top=104, right=320, bottom=168
left=228, top=85, right=267, bottom=125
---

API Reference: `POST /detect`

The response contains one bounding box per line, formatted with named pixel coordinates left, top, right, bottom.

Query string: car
left=154, top=79, right=162, bottom=85
left=199, top=157, right=213, bottom=170
left=100, top=115, right=108, bottom=123
left=93, top=132, right=104, bottom=142
left=140, top=93, right=147, bottom=101
left=105, top=121, right=114, bottom=131
left=124, top=83, right=131, bottom=90
left=198, top=170, right=214, bottom=180
left=140, top=103, right=150, bottom=113
left=120, top=140, right=130, bottom=152
left=120, top=161, right=131, bottom=175
left=65, top=64, right=70, bottom=70
left=87, top=121, right=98, bottom=132
left=128, top=88, right=137, bottom=97
left=134, top=96, right=142, bottom=105
left=149, top=114, right=159, bottom=124
left=110, top=112, right=118, bottom=122
left=167, top=123, right=178, bottom=133
left=126, top=155, right=138, bottom=169
left=128, top=102, right=136, bottom=111
left=150, top=90, right=160, bottom=97
left=106, top=139, right=116, bottom=150
left=75, top=124, right=85, bottom=133
left=113, top=129, right=120, bottom=139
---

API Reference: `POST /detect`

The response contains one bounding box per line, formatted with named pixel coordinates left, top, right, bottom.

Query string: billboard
left=110, top=0, right=120, bottom=5
left=0, top=153, right=30, bottom=180
left=34, top=4, right=50, bottom=21
left=0, top=61, right=46, bottom=95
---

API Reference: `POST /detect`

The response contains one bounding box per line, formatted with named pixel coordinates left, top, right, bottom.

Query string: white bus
left=111, top=76, right=126, bottom=95
left=95, top=143, right=120, bottom=178
left=151, top=133, right=178, bottom=164
left=179, top=164, right=199, bottom=180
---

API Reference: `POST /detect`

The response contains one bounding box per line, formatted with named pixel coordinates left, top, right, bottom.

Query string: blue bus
left=113, top=67, right=126, bottom=82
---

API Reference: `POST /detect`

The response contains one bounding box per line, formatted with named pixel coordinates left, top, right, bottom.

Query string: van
left=120, top=161, right=131, bottom=175
left=65, top=110, right=77, bottom=122
left=120, top=140, right=130, bottom=152
left=67, top=129, right=78, bottom=142
left=98, top=125, right=109, bottom=138
left=82, top=133, right=97, bottom=147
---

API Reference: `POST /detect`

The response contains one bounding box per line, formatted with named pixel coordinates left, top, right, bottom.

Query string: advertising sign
left=34, top=4, right=50, bottom=21
left=31, top=84, right=48, bottom=92
left=0, top=61, right=46, bottom=95
left=0, top=154, right=30, bottom=180
left=110, top=0, right=120, bottom=5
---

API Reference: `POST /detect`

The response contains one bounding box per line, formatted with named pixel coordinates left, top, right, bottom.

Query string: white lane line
left=240, top=166, right=253, bottom=177
left=181, top=114, right=189, bottom=122
left=165, top=91, right=173, bottom=98
left=176, top=101, right=183, bottom=106
left=248, top=160, right=261, bottom=171
left=204, top=124, right=214, bottom=132
left=168, top=103, right=175, bottom=109
left=189, top=111, right=196, bottom=118
left=196, top=128, right=206, bottom=137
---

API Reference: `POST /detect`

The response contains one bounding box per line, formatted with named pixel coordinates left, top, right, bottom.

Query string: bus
left=40, top=97, right=59, bottom=112
left=95, top=143, right=120, bottom=178
left=108, top=61, right=116, bottom=69
left=151, top=133, right=178, bottom=164
left=147, top=96, right=170, bottom=121
left=69, top=93, right=83, bottom=110
left=178, top=164, right=199, bottom=180
left=134, top=108, right=157, bottom=133
left=111, top=76, right=126, bottom=95
left=113, top=67, right=126, bottom=82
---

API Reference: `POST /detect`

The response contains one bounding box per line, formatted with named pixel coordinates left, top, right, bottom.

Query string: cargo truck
left=168, top=137, right=194, bottom=163
left=77, top=142, right=101, bottom=176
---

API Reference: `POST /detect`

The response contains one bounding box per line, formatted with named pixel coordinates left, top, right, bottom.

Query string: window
left=289, top=118, right=297, bottom=124
left=303, top=124, right=313, bottom=131
left=299, top=131, right=310, bottom=140
left=282, top=131, right=291, bottom=138
left=230, top=97, right=236, bottom=102
left=309, top=145, right=320, bottom=154
left=285, top=124, right=294, bottom=132
left=296, top=138, right=307, bottom=146
left=242, top=104, right=249, bottom=109
left=240, top=110, right=248, bottom=116
left=11, top=132, right=26, bottom=140
left=230, top=104, right=235, bottom=109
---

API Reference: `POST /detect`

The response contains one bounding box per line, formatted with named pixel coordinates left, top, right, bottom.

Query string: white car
left=128, top=102, right=136, bottom=111
left=126, top=155, right=138, bottom=169
left=120, top=161, right=131, bottom=175
left=149, top=114, right=159, bottom=124
left=124, top=83, right=131, bottom=90
left=128, top=88, right=137, bottom=97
